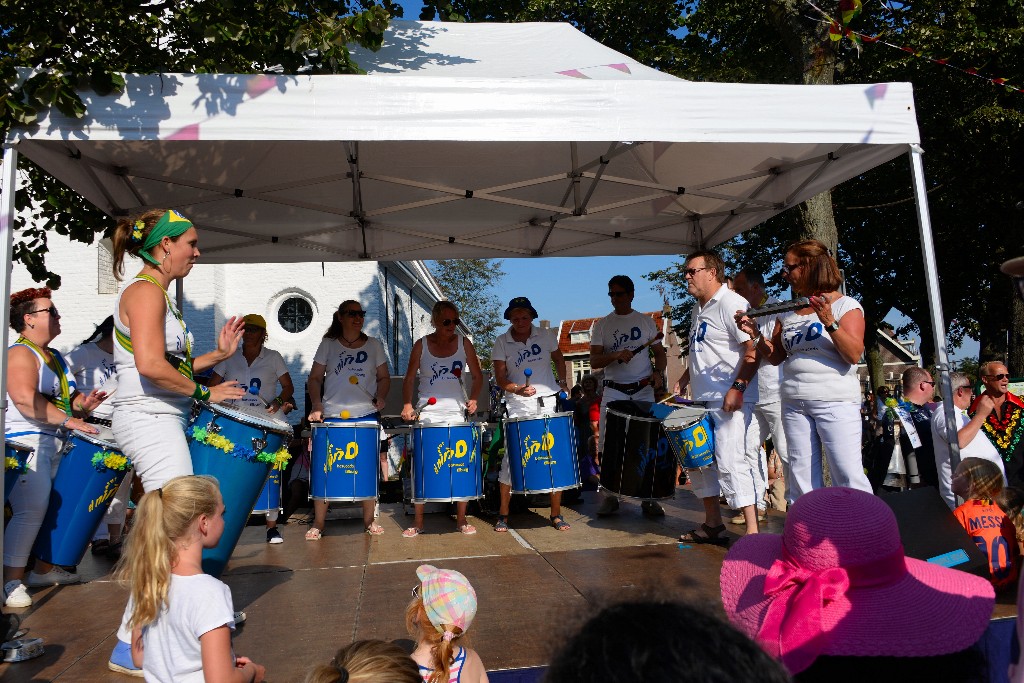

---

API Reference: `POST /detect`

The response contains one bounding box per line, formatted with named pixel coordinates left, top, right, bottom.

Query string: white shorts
left=113, top=409, right=190, bottom=493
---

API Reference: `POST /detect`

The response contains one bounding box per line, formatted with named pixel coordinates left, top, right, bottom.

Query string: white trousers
left=686, top=405, right=758, bottom=508
left=745, top=400, right=789, bottom=505
left=4, top=432, right=62, bottom=567
left=783, top=399, right=871, bottom=499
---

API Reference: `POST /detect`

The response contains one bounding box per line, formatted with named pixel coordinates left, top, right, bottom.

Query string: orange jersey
left=955, top=499, right=1021, bottom=591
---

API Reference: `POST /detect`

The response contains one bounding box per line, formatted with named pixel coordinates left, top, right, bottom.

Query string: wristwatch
left=731, top=380, right=748, bottom=393
left=826, top=320, right=840, bottom=333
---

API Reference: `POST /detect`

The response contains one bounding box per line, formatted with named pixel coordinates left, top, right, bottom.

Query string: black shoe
left=266, top=528, right=284, bottom=544
left=641, top=501, right=665, bottom=517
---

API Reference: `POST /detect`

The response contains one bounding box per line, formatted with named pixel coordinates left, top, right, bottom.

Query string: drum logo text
left=88, top=475, right=121, bottom=513
left=520, top=432, right=555, bottom=467
left=684, top=426, right=709, bottom=453
left=434, top=439, right=475, bottom=475
left=325, top=441, right=360, bottom=473
left=635, top=437, right=671, bottom=477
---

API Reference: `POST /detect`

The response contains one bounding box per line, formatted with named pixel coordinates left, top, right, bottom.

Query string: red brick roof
left=558, top=311, right=667, bottom=357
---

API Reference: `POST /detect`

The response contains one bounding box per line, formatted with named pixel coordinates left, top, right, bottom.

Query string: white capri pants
left=745, top=400, right=790, bottom=504
left=686, top=405, right=759, bottom=509
left=783, top=399, right=871, bottom=499
left=112, top=409, right=191, bottom=493
left=4, top=432, right=62, bottom=567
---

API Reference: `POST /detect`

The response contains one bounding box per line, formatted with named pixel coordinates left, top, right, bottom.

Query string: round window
left=278, top=296, right=314, bottom=333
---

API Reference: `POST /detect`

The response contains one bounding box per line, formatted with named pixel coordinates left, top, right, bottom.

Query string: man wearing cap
left=590, top=275, right=667, bottom=518
left=209, top=313, right=295, bottom=543
left=491, top=297, right=572, bottom=531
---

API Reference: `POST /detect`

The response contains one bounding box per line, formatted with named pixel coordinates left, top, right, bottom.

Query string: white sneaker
left=4, top=580, right=32, bottom=608
left=26, top=566, right=81, bottom=587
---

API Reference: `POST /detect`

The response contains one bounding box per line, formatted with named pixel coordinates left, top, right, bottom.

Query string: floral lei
left=979, top=402, right=1024, bottom=461
left=91, top=451, right=132, bottom=472
left=4, top=455, right=28, bottom=474
left=190, top=426, right=292, bottom=469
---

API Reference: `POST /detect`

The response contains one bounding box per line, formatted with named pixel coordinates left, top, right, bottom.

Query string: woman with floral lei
left=972, top=361, right=1024, bottom=487
left=3, top=287, right=107, bottom=608
left=106, top=209, right=247, bottom=676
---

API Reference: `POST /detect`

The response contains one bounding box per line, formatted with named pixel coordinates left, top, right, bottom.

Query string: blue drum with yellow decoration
left=411, top=422, right=482, bottom=503
left=189, top=402, right=292, bottom=577
left=251, top=465, right=282, bottom=514
left=32, top=427, right=131, bottom=566
left=663, top=406, right=716, bottom=469
left=503, top=412, right=580, bottom=494
left=310, top=419, right=380, bottom=502
left=4, top=439, right=33, bottom=500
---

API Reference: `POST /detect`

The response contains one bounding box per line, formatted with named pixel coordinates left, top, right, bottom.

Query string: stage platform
left=1, top=487, right=1016, bottom=682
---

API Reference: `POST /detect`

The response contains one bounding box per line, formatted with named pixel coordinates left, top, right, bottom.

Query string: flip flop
left=365, top=523, right=385, bottom=535
left=679, top=523, right=729, bottom=547
left=402, top=527, right=423, bottom=538
left=304, top=527, right=323, bottom=541
left=550, top=515, right=571, bottom=531
left=458, top=523, right=477, bottom=535
left=494, top=516, right=509, bottom=532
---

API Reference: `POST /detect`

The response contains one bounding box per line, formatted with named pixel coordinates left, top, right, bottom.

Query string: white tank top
left=112, top=278, right=195, bottom=415
left=417, top=334, right=470, bottom=420
left=5, top=343, right=76, bottom=438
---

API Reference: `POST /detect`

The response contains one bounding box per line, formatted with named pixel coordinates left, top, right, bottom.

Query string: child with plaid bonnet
left=406, top=565, right=488, bottom=683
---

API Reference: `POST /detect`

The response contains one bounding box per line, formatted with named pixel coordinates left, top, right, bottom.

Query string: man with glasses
left=677, top=251, right=761, bottom=543
left=879, top=367, right=940, bottom=491
left=971, top=361, right=1024, bottom=485
left=930, top=371, right=1005, bottom=508
left=590, top=275, right=667, bottom=517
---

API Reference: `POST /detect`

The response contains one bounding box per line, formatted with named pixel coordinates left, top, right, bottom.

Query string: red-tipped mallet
left=414, top=396, right=437, bottom=420
left=617, top=332, right=664, bottom=363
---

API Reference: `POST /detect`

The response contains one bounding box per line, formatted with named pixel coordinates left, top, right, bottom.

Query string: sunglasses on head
left=343, top=310, right=366, bottom=318
left=986, top=373, right=1010, bottom=381
left=441, top=318, right=461, bottom=326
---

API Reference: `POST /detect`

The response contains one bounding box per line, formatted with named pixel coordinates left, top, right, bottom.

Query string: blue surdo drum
left=503, top=412, right=580, bottom=494
left=32, top=427, right=131, bottom=566
left=4, top=439, right=33, bottom=500
left=662, top=406, right=716, bottom=470
left=309, top=419, right=381, bottom=502
left=411, top=422, right=482, bottom=503
left=189, top=402, right=291, bottom=577
left=251, top=465, right=282, bottom=515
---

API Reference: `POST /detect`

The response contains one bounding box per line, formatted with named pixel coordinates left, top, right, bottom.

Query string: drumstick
left=617, top=332, right=664, bottom=363
left=348, top=374, right=378, bottom=407
left=523, top=367, right=533, bottom=387
left=414, top=396, right=437, bottom=420
left=452, top=366, right=471, bottom=419
left=743, top=297, right=810, bottom=318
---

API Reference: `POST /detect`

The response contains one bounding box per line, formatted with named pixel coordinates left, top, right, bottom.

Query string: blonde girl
left=116, top=475, right=265, bottom=683
left=406, top=565, right=488, bottom=683
left=304, top=640, right=419, bottom=683
left=952, top=458, right=1019, bottom=592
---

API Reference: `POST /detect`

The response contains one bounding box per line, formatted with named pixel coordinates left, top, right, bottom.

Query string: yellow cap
left=243, top=314, right=267, bottom=330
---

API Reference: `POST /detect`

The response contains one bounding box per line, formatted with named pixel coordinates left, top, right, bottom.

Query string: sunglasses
left=682, top=267, right=708, bottom=278
left=986, top=373, right=1010, bottom=381
left=921, top=381, right=936, bottom=386
left=411, top=584, right=421, bottom=598
left=29, top=306, right=60, bottom=317
left=441, top=318, right=461, bottom=326
left=780, top=264, right=800, bottom=275
left=242, top=326, right=264, bottom=334
left=344, top=310, right=366, bottom=318
left=608, top=290, right=632, bottom=297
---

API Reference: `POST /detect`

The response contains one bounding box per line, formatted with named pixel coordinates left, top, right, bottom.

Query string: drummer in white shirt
left=491, top=297, right=571, bottom=532
left=208, top=314, right=295, bottom=543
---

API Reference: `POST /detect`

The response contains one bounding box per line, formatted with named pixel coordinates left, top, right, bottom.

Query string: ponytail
left=111, top=209, right=178, bottom=281
left=114, top=475, right=221, bottom=629
left=405, top=597, right=465, bottom=683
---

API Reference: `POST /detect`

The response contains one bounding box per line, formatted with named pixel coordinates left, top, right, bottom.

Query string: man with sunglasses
left=590, top=275, right=667, bottom=517
left=970, top=361, right=1024, bottom=486
left=931, top=372, right=1005, bottom=508
left=874, top=367, right=939, bottom=492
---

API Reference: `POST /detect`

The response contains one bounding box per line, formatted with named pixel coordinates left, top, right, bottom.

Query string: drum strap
left=14, top=337, right=73, bottom=416
left=131, top=275, right=195, bottom=381
left=603, top=378, right=651, bottom=396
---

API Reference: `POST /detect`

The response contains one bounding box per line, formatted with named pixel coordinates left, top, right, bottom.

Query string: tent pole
left=0, top=143, right=20, bottom=564
left=908, top=145, right=961, bottom=474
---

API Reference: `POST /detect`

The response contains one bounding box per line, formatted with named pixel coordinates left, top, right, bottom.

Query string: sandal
left=494, top=516, right=509, bottom=533
left=679, top=523, right=729, bottom=547
left=365, top=523, right=384, bottom=536
left=402, top=527, right=423, bottom=538
left=550, top=515, right=571, bottom=531
left=458, top=523, right=477, bottom=535
left=305, top=527, right=323, bottom=541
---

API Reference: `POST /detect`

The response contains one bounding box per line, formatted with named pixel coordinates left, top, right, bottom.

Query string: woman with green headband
left=106, top=208, right=247, bottom=675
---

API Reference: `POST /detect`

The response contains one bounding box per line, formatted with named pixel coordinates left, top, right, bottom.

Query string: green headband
left=138, top=210, right=194, bottom=266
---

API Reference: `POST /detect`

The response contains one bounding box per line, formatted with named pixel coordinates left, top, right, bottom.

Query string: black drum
left=600, top=401, right=675, bottom=500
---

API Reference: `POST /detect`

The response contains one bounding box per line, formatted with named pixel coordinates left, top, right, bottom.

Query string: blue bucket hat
left=503, top=296, right=538, bottom=320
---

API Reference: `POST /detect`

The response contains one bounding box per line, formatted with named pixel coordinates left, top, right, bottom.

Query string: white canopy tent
left=0, top=21, right=958, bottom=548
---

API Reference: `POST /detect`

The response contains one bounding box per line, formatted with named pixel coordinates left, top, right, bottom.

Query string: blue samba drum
left=662, top=406, right=716, bottom=469
left=189, top=402, right=291, bottom=577
left=411, top=422, right=482, bottom=503
left=309, top=419, right=381, bottom=502
left=32, top=427, right=131, bottom=566
left=503, top=412, right=580, bottom=494
left=251, top=465, right=282, bottom=514
left=4, top=439, right=33, bottom=500
left=600, top=401, right=676, bottom=501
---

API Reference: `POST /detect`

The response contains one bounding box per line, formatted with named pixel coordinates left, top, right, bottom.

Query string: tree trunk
left=1009, top=285, right=1024, bottom=376
left=798, top=193, right=840, bottom=256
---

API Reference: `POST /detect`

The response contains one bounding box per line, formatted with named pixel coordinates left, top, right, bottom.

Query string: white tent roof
left=7, top=21, right=920, bottom=263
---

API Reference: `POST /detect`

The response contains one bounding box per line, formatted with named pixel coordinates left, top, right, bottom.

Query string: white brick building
left=10, top=233, right=446, bottom=417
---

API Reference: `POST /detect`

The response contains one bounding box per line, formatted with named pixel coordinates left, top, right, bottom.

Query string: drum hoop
left=70, top=429, right=119, bottom=450
left=200, top=402, right=292, bottom=435
left=312, top=421, right=380, bottom=430
left=5, top=439, right=34, bottom=453
left=501, top=411, right=573, bottom=425
left=605, top=407, right=661, bottom=424
left=413, top=421, right=479, bottom=429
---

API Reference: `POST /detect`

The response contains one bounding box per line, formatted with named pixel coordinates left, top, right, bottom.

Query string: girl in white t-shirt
left=738, top=239, right=872, bottom=500
left=116, top=475, right=265, bottom=683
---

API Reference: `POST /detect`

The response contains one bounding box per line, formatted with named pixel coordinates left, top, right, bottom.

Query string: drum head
left=663, top=406, right=710, bottom=430
left=5, top=439, right=34, bottom=453
left=203, top=402, right=292, bottom=436
left=72, top=425, right=118, bottom=450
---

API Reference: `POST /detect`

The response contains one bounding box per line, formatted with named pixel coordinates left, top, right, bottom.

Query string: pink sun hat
left=416, top=565, right=478, bottom=636
left=720, top=487, right=995, bottom=674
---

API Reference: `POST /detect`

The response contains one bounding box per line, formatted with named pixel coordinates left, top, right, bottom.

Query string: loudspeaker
left=880, top=487, right=990, bottom=579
